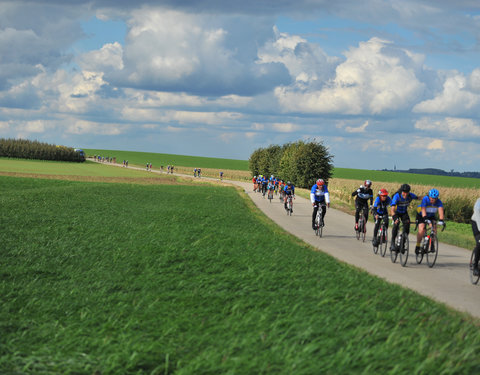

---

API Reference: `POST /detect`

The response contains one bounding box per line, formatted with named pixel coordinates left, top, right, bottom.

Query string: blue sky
left=1, top=1, right=480, bottom=172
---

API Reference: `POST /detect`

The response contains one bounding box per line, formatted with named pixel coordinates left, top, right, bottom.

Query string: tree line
left=249, top=140, right=334, bottom=188
left=0, top=138, right=85, bottom=162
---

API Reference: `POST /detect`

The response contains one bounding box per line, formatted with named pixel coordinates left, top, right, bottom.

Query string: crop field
left=84, top=149, right=249, bottom=171
left=0, top=158, right=160, bottom=178
left=2, top=175, right=480, bottom=374
left=333, top=167, right=480, bottom=189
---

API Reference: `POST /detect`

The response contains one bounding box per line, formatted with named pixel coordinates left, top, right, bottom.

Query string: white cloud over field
left=0, top=1, right=480, bottom=170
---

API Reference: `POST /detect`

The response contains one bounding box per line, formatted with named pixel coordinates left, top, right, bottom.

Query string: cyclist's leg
left=373, top=217, right=380, bottom=238
left=321, top=203, right=327, bottom=225
left=472, top=221, right=480, bottom=271
left=391, top=219, right=399, bottom=249
left=312, top=202, right=318, bottom=229
left=354, top=203, right=360, bottom=226
left=403, top=213, right=411, bottom=235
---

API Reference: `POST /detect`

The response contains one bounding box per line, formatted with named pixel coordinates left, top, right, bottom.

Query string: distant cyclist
left=284, top=181, right=295, bottom=211
left=390, top=184, right=418, bottom=252
left=352, top=180, right=373, bottom=231
left=471, top=198, right=480, bottom=276
left=372, top=189, right=391, bottom=247
left=311, top=179, right=330, bottom=230
left=415, top=188, right=445, bottom=254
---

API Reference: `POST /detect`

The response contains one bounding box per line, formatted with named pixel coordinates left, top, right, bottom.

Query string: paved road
left=92, top=160, right=480, bottom=319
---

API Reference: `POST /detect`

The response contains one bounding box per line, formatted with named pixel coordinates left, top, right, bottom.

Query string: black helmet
left=400, top=184, right=411, bottom=193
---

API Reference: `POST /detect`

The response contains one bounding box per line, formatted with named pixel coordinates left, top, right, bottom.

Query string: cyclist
left=261, top=176, right=268, bottom=197
left=352, top=180, right=373, bottom=231
left=471, top=198, right=480, bottom=276
left=267, top=180, right=275, bottom=199
left=252, top=176, right=257, bottom=191
left=390, top=184, right=418, bottom=252
left=415, top=188, right=445, bottom=254
left=311, top=179, right=330, bottom=230
left=372, top=188, right=391, bottom=246
left=284, top=181, right=295, bottom=212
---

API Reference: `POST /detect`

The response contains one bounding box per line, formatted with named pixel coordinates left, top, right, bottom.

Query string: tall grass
left=1, top=175, right=480, bottom=374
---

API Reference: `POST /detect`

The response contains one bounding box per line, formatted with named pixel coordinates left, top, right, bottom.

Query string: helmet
left=379, top=188, right=388, bottom=196
left=429, top=188, right=439, bottom=199
left=364, top=179, right=372, bottom=187
left=400, top=184, right=411, bottom=193
left=316, top=179, right=325, bottom=186
left=287, top=181, right=292, bottom=186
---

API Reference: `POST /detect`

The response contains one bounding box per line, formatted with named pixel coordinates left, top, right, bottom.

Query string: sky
left=1, top=1, right=480, bottom=171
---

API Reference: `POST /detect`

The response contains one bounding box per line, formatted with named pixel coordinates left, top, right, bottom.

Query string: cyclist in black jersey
left=352, top=180, right=373, bottom=231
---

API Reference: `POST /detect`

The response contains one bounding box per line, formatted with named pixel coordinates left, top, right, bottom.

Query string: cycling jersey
left=373, top=196, right=392, bottom=215
left=416, top=195, right=444, bottom=218
left=310, top=184, right=330, bottom=204
left=391, top=192, right=418, bottom=214
left=472, top=198, right=480, bottom=225
left=267, top=182, right=275, bottom=190
left=352, top=187, right=373, bottom=205
left=284, top=185, right=295, bottom=195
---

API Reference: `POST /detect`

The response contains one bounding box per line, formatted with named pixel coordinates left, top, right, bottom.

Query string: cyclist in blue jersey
left=471, top=198, right=480, bottom=276
left=415, top=188, right=445, bottom=254
left=390, top=184, right=418, bottom=252
left=352, top=180, right=373, bottom=231
left=372, top=188, right=391, bottom=246
left=284, top=181, right=295, bottom=211
left=311, top=179, right=330, bottom=230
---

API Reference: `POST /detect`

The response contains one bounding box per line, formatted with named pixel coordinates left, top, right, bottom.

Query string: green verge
left=333, top=167, right=480, bottom=189
left=1, top=176, right=480, bottom=374
left=0, top=158, right=155, bottom=178
left=84, top=149, right=249, bottom=171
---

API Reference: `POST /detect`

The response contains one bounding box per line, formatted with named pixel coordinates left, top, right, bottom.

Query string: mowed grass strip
left=84, top=149, right=249, bottom=171
left=1, top=176, right=480, bottom=374
left=0, top=158, right=160, bottom=178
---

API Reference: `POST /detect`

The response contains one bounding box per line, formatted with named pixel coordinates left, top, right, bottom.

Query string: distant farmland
left=84, top=149, right=249, bottom=171
left=333, top=167, right=480, bottom=189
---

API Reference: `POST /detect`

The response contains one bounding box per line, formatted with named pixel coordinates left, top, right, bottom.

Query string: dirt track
left=92, top=160, right=480, bottom=319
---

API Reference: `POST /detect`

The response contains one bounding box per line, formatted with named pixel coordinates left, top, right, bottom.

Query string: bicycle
left=390, top=218, right=409, bottom=266
left=355, top=206, right=368, bottom=242
left=285, top=195, right=293, bottom=216
left=314, top=204, right=325, bottom=237
left=373, top=214, right=388, bottom=257
left=279, top=189, right=285, bottom=202
left=268, top=189, right=274, bottom=203
left=415, top=219, right=445, bottom=268
left=469, top=249, right=480, bottom=285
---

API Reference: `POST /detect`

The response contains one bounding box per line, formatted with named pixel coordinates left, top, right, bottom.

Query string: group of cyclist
left=352, top=180, right=447, bottom=257
left=251, top=175, right=480, bottom=277
left=252, top=175, right=296, bottom=210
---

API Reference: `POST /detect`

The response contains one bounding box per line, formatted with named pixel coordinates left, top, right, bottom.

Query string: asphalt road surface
left=92, top=160, right=480, bottom=319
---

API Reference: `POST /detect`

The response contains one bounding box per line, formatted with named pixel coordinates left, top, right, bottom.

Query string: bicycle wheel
left=390, top=237, right=398, bottom=263
left=380, top=227, right=388, bottom=257
left=469, top=250, right=480, bottom=285
left=426, top=234, right=439, bottom=268
left=415, top=241, right=424, bottom=264
left=399, top=234, right=409, bottom=267
left=372, top=230, right=379, bottom=254
left=361, top=219, right=367, bottom=243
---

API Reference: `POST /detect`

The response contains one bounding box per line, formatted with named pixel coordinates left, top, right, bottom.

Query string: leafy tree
left=249, top=139, right=334, bottom=188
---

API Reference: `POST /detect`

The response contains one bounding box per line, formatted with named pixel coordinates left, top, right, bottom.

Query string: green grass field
left=0, top=158, right=157, bottom=178
left=2, top=175, right=480, bottom=374
left=333, top=167, right=480, bottom=189
left=84, top=149, right=249, bottom=171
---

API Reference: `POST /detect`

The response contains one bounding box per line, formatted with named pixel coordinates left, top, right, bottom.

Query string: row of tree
left=0, top=138, right=85, bottom=162
left=249, top=140, right=334, bottom=188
